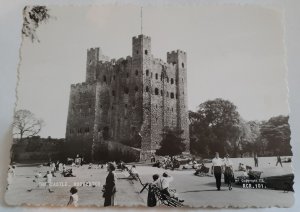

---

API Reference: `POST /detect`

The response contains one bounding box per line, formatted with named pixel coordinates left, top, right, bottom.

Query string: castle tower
left=132, top=35, right=153, bottom=160
left=167, top=50, right=190, bottom=152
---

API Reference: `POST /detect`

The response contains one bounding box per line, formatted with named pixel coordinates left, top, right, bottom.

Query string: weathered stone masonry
left=66, top=34, right=190, bottom=161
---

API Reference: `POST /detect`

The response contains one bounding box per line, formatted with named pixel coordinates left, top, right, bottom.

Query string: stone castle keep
left=66, top=34, right=190, bottom=161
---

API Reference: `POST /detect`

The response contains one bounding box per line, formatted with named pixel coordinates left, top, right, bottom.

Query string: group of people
left=147, top=172, right=184, bottom=207
left=152, top=156, right=180, bottom=170
left=211, top=152, right=235, bottom=191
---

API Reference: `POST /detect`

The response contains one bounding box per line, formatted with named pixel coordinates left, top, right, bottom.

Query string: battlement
left=167, top=49, right=186, bottom=56
left=132, top=34, right=151, bottom=41
left=71, top=82, right=94, bottom=89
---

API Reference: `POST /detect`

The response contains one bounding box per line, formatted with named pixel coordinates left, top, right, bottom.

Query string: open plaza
left=5, top=156, right=294, bottom=208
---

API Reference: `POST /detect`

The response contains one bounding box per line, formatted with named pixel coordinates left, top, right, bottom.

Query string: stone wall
left=66, top=34, right=190, bottom=161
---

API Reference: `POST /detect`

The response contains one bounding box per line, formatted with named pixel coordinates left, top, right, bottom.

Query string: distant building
left=66, top=34, right=189, bottom=160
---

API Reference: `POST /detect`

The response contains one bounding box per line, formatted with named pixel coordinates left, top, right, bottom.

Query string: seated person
left=63, top=169, right=76, bottom=177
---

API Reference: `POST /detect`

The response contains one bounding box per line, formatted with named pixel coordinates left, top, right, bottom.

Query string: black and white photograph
left=4, top=4, right=294, bottom=208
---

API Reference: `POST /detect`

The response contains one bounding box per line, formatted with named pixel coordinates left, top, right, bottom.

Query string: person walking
left=103, top=163, right=116, bottom=207
left=211, top=152, right=224, bottom=191
left=276, top=155, right=283, bottom=167
left=223, top=154, right=234, bottom=190
left=254, top=153, right=258, bottom=167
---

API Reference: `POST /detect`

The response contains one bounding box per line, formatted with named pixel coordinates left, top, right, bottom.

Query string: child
left=67, top=186, right=79, bottom=207
left=46, top=171, right=54, bottom=192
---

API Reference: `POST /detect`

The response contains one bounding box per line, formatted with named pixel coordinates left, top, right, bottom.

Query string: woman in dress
left=103, top=163, right=116, bottom=207
left=223, top=154, right=234, bottom=190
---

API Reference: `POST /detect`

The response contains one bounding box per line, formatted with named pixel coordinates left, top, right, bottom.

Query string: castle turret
left=167, top=50, right=190, bottom=152
left=132, top=35, right=154, bottom=160
left=86, top=48, right=100, bottom=83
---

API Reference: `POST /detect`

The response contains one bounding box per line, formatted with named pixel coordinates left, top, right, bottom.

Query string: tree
left=22, top=6, right=51, bottom=42
left=259, top=115, right=291, bottom=155
left=13, top=110, right=44, bottom=141
left=189, top=98, right=242, bottom=157
left=156, top=127, right=186, bottom=157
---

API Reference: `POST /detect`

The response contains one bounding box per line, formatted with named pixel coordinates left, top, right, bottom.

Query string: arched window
left=155, top=73, right=158, bottom=80
left=145, top=50, right=148, bottom=55
left=135, top=86, right=139, bottom=92
left=182, top=62, right=184, bottom=68
left=145, top=86, right=149, bottom=92
left=170, top=92, right=174, bottom=99
left=155, top=88, right=159, bottom=95
left=171, top=78, right=174, bottom=84
left=103, top=75, right=107, bottom=82
left=135, top=70, right=138, bottom=76
left=112, top=90, right=115, bottom=97
left=124, top=87, right=129, bottom=94
left=146, top=69, right=149, bottom=76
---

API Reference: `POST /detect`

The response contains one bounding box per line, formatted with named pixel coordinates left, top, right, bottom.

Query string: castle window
left=127, top=73, right=129, bottom=78
left=135, top=70, right=138, bottom=76
left=136, top=50, right=139, bottom=54
left=182, top=78, right=184, bottom=82
left=176, top=93, right=178, bottom=99
left=111, top=105, right=114, bottom=110
left=155, top=73, right=158, bottom=80
left=171, top=78, right=174, bottom=84
left=135, top=86, right=139, bottom=92
left=170, top=92, right=174, bottom=99
left=166, top=92, right=169, bottom=97
left=145, top=50, right=148, bottom=55
left=166, top=77, right=169, bottom=83
left=151, top=72, right=153, bottom=78
left=125, top=104, right=128, bottom=108
left=124, top=87, right=129, bottom=94
left=113, top=75, right=116, bottom=80
left=112, top=90, right=115, bottom=97
left=171, top=108, right=174, bottom=112
left=103, top=75, right=107, bottom=82
left=182, top=62, right=184, bottom=68
left=160, top=90, right=163, bottom=96
left=155, top=88, right=159, bottom=95
left=156, top=104, right=158, bottom=108
left=145, top=86, right=149, bottom=92
left=146, top=70, right=149, bottom=76
left=103, top=126, right=109, bottom=140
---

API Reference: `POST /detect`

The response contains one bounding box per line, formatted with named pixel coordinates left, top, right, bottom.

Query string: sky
left=17, top=5, right=289, bottom=138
